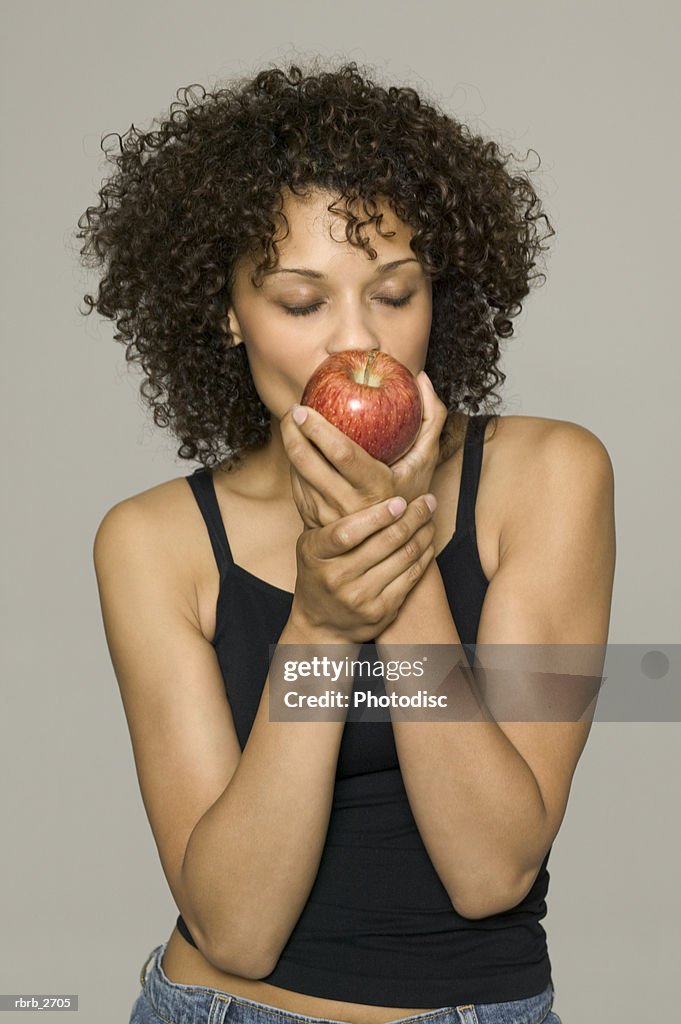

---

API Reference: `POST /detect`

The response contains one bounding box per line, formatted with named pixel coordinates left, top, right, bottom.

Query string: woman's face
left=225, top=189, right=433, bottom=422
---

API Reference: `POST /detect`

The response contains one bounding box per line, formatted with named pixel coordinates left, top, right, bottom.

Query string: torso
left=132, top=412, right=556, bottom=1024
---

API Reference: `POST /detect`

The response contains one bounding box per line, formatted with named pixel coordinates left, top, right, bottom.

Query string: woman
left=78, top=62, right=615, bottom=1024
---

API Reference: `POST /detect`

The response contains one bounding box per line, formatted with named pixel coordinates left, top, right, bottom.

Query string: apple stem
left=362, top=351, right=377, bottom=386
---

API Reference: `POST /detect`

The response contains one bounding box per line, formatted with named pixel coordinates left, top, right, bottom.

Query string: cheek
left=395, top=310, right=432, bottom=377
left=239, top=322, right=315, bottom=407
left=397, top=304, right=432, bottom=350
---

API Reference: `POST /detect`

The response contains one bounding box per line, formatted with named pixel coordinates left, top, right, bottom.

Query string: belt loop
left=208, top=993, right=231, bottom=1024
left=139, top=949, right=156, bottom=987
left=456, top=1007, right=480, bottom=1024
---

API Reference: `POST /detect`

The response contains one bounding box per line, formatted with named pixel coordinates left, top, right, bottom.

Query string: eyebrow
left=263, top=258, right=420, bottom=279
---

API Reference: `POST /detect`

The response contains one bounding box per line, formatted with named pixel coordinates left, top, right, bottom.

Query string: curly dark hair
left=76, top=59, right=554, bottom=472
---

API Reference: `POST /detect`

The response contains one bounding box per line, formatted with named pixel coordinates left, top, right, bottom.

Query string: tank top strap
left=454, top=414, right=493, bottom=536
left=185, top=467, right=234, bottom=576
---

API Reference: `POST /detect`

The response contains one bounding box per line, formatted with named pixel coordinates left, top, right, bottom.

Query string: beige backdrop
left=1, top=0, right=679, bottom=1021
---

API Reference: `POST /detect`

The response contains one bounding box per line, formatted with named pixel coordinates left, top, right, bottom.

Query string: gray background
left=1, top=0, right=679, bottom=1020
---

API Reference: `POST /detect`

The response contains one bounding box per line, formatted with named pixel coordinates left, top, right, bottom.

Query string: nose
left=325, top=303, right=381, bottom=356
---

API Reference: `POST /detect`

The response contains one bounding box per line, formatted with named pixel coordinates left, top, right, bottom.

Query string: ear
left=219, top=306, right=244, bottom=348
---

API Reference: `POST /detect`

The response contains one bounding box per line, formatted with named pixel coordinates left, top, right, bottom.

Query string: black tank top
left=177, top=414, right=553, bottom=1007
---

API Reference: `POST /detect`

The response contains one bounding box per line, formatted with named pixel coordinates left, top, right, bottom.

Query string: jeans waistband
left=139, top=942, right=555, bottom=1024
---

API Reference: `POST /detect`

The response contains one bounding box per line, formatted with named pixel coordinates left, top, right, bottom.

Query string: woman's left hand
left=280, top=370, right=449, bottom=530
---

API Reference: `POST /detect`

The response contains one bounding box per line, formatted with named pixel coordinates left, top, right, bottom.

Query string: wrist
left=285, top=607, right=360, bottom=650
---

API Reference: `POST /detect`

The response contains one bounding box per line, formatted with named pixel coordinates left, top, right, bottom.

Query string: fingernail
left=388, top=497, right=407, bottom=516
left=292, top=405, right=308, bottom=425
left=425, top=494, right=437, bottom=512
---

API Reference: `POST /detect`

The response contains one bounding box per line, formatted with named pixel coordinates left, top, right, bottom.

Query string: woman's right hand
left=289, top=494, right=437, bottom=644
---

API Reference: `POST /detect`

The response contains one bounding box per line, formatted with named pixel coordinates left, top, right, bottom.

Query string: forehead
left=275, top=188, right=414, bottom=253
left=234, top=189, right=418, bottom=290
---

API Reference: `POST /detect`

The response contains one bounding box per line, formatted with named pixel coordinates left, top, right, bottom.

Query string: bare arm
left=94, top=489, right=434, bottom=977
left=179, top=614, right=354, bottom=977
left=374, top=422, right=616, bottom=918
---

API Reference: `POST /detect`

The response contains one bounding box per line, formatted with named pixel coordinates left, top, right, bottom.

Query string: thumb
left=415, top=371, right=446, bottom=440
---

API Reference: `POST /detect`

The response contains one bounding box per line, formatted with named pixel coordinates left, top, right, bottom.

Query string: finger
left=374, top=538, right=435, bottom=609
left=413, top=371, right=449, bottom=446
left=287, top=404, right=391, bottom=495
left=360, top=520, right=435, bottom=596
left=290, top=468, right=342, bottom=529
left=281, top=408, right=365, bottom=512
left=292, top=451, right=362, bottom=519
left=340, top=495, right=436, bottom=584
left=312, top=494, right=409, bottom=560
left=392, top=372, right=449, bottom=471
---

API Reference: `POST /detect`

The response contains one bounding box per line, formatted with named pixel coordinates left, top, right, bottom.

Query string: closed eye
left=282, top=294, right=414, bottom=317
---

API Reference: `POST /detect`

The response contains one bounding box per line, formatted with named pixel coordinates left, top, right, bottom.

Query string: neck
left=227, top=415, right=295, bottom=502
left=225, top=410, right=466, bottom=500
left=436, top=411, right=467, bottom=466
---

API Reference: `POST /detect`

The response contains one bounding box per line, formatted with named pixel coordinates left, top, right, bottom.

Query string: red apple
left=299, top=350, right=423, bottom=465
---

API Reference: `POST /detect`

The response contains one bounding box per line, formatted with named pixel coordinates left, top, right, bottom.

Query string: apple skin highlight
left=299, top=350, right=423, bottom=465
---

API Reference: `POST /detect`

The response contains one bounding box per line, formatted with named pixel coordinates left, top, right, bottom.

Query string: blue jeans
left=130, top=943, right=562, bottom=1024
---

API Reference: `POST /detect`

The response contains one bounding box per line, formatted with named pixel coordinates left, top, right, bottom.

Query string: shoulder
left=489, top=414, right=614, bottom=551
left=487, top=413, right=613, bottom=481
left=93, top=474, right=205, bottom=624
left=488, top=412, right=610, bottom=456
left=94, top=475, right=196, bottom=549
